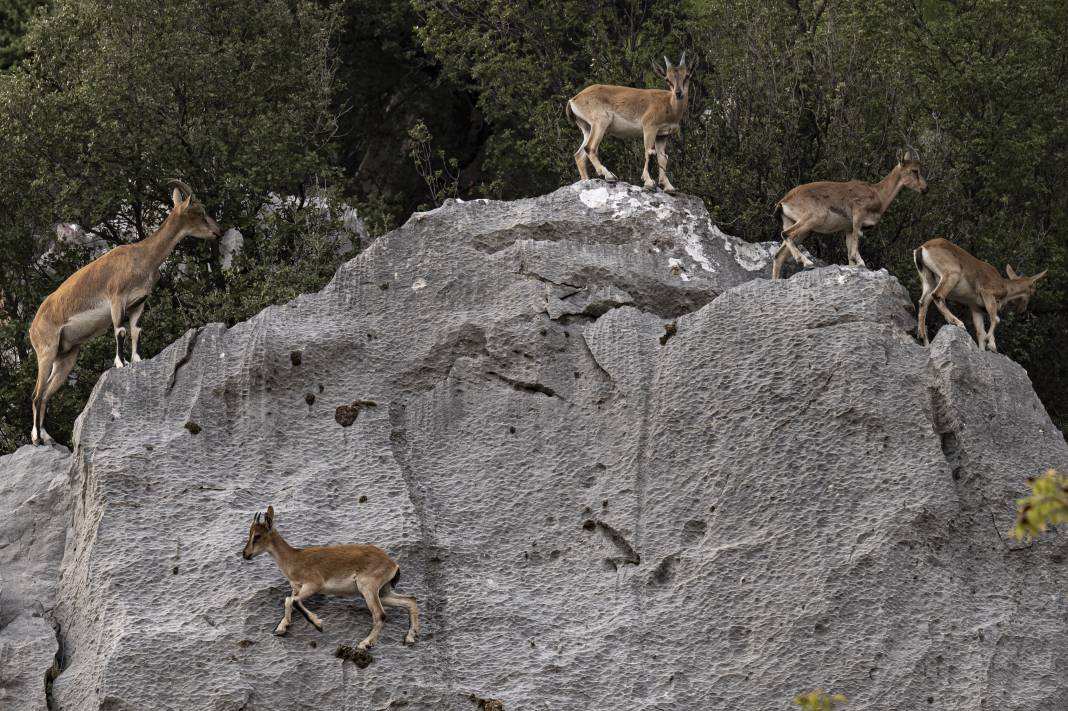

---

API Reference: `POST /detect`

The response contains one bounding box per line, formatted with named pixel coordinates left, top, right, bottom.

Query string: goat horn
left=664, top=56, right=671, bottom=70
left=167, top=179, right=194, bottom=199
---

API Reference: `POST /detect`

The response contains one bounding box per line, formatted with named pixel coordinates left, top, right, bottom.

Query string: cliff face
left=0, top=444, right=69, bottom=711
left=1, top=183, right=1066, bottom=710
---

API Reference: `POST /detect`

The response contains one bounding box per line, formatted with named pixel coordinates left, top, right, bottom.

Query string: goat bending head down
left=566, top=52, right=697, bottom=192
left=914, top=237, right=1046, bottom=352
left=242, top=506, right=419, bottom=650
left=28, top=180, right=222, bottom=445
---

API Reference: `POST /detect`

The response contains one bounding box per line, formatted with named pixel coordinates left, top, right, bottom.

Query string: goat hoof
left=314, top=622, right=323, bottom=633
left=274, top=628, right=288, bottom=637
left=404, top=636, right=417, bottom=646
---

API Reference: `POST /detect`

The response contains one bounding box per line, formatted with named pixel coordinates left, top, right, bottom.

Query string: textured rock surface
left=4, top=182, right=1068, bottom=710
left=0, top=444, right=69, bottom=710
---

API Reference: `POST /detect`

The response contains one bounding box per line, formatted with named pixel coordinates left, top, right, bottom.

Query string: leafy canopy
left=0, top=0, right=346, bottom=452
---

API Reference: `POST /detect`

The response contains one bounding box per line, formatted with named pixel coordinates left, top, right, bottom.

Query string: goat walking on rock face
left=28, top=181, right=221, bottom=445
left=771, top=150, right=928, bottom=279
left=914, top=238, right=1046, bottom=352
left=566, top=53, right=696, bottom=192
left=242, top=506, right=419, bottom=650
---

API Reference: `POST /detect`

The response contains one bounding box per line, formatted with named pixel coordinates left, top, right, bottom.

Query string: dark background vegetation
left=0, top=0, right=1065, bottom=453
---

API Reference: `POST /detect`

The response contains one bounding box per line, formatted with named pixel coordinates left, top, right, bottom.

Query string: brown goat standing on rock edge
left=242, top=506, right=419, bottom=650
left=771, top=150, right=928, bottom=279
left=566, top=53, right=696, bottom=192
left=28, top=180, right=221, bottom=445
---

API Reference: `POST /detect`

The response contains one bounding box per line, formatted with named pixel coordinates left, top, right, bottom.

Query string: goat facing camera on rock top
left=566, top=52, right=696, bottom=193
left=241, top=505, right=418, bottom=651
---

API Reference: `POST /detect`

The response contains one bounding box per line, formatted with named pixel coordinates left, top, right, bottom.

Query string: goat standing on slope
left=914, top=238, right=1046, bottom=352
left=771, top=150, right=928, bottom=279
left=566, top=53, right=696, bottom=192
left=242, top=506, right=419, bottom=650
left=28, top=181, right=221, bottom=445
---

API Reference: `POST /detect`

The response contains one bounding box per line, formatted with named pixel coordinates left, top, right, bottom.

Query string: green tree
left=413, top=0, right=692, bottom=197
left=0, top=0, right=46, bottom=69
left=0, top=0, right=346, bottom=452
left=412, top=0, right=1068, bottom=433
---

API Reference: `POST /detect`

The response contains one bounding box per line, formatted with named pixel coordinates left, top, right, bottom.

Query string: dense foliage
left=1, top=0, right=1067, bottom=453
left=0, top=0, right=346, bottom=450
left=1012, top=469, right=1068, bottom=541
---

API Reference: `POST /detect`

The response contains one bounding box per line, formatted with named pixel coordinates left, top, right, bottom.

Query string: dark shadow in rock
left=335, top=644, right=373, bottom=668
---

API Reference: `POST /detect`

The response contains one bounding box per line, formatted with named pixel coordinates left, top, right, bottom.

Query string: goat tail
left=913, top=246, right=925, bottom=275
left=565, top=99, right=575, bottom=126
left=391, top=566, right=401, bottom=588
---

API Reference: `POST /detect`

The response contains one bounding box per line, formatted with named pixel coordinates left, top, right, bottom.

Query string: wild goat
left=28, top=181, right=220, bottom=445
left=242, top=506, right=419, bottom=650
left=914, top=238, right=1046, bottom=352
left=771, top=150, right=928, bottom=279
left=566, top=53, right=696, bottom=192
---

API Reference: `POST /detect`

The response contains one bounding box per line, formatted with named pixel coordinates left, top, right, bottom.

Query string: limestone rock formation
left=0, top=444, right=70, bottom=711
left=2, top=182, right=1066, bottom=710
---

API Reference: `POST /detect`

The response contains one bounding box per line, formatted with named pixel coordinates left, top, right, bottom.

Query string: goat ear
left=265, top=505, right=274, bottom=528
left=172, top=188, right=184, bottom=208
left=1006, top=265, right=1019, bottom=279
left=1031, top=269, right=1048, bottom=282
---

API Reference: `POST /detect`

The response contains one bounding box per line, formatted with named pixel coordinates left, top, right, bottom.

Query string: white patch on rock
left=714, top=222, right=774, bottom=272
left=579, top=185, right=673, bottom=220
left=412, top=277, right=427, bottom=291
left=678, top=225, right=717, bottom=273
left=579, top=187, right=611, bottom=209
left=667, top=257, right=691, bottom=281
left=220, top=228, right=244, bottom=270
left=104, top=392, right=121, bottom=420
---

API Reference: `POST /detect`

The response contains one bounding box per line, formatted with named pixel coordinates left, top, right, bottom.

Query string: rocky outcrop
left=0, top=444, right=70, bottom=711
left=3, top=182, right=1067, bottom=710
